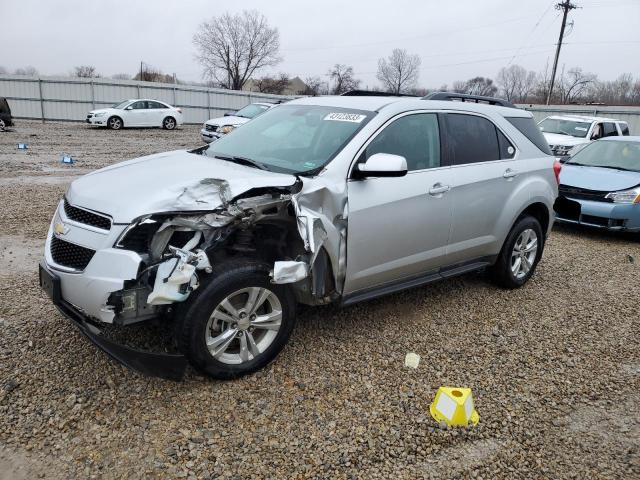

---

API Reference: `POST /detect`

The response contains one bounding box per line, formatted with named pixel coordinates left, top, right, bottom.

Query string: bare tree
left=302, top=76, right=324, bottom=96
left=328, top=64, right=360, bottom=94
left=376, top=48, right=421, bottom=94
left=497, top=65, right=536, bottom=102
left=111, top=73, right=132, bottom=80
left=74, top=65, right=99, bottom=78
left=451, top=77, right=498, bottom=96
left=14, top=66, right=38, bottom=76
left=255, top=73, right=290, bottom=94
left=193, top=10, right=281, bottom=90
left=558, top=66, right=597, bottom=104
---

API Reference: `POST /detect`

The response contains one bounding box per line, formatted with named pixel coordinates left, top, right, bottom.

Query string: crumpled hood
left=543, top=132, right=590, bottom=147
left=560, top=163, right=640, bottom=192
left=67, top=150, right=297, bottom=223
left=205, top=115, right=249, bottom=127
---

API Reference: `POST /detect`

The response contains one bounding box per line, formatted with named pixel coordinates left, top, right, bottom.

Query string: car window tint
left=497, top=130, right=515, bottom=159
left=506, top=116, right=552, bottom=155
left=148, top=101, right=165, bottom=109
left=364, top=113, right=440, bottom=171
left=445, top=113, right=500, bottom=165
left=621, top=124, right=630, bottom=136
left=603, top=122, right=618, bottom=137
left=131, top=101, right=147, bottom=109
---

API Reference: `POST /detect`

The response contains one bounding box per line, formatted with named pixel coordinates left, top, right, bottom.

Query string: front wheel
left=490, top=215, right=544, bottom=289
left=176, top=260, right=296, bottom=379
left=162, top=116, right=176, bottom=130
left=107, top=116, right=123, bottom=130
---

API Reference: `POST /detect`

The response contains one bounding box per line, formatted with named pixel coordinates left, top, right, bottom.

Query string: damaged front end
left=106, top=176, right=344, bottom=327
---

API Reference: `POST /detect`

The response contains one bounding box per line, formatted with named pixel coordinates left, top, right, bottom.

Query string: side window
left=497, top=130, right=515, bottom=159
left=130, top=101, right=147, bottom=110
left=603, top=122, right=618, bottom=137
left=147, top=101, right=163, bottom=109
left=621, top=123, right=630, bottom=136
left=364, top=113, right=441, bottom=171
left=445, top=113, right=500, bottom=165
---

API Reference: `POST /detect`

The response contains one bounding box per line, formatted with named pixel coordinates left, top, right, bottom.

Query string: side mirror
left=223, top=111, right=237, bottom=117
left=354, top=153, right=408, bottom=178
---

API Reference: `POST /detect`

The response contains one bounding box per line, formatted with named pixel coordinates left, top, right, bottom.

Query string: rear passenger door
left=148, top=101, right=169, bottom=126
left=442, top=112, right=519, bottom=265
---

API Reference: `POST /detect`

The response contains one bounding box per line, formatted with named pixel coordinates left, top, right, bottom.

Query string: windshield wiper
left=214, top=155, right=270, bottom=171
left=598, top=165, right=635, bottom=172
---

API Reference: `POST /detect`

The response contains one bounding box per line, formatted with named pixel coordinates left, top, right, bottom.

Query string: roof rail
left=341, top=90, right=419, bottom=97
left=422, top=92, right=516, bottom=109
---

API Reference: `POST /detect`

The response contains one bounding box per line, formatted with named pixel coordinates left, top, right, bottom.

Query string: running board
left=341, top=260, right=492, bottom=307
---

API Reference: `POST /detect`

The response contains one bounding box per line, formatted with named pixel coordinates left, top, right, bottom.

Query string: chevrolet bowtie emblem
left=54, top=222, right=70, bottom=236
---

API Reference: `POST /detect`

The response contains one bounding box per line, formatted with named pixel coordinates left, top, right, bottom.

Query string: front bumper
left=200, top=128, right=222, bottom=143
left=39, top=261, right=188, bottom=380
left=86, top=114, right=107, bottom=126
left=554, top=196, right=640, bottom=231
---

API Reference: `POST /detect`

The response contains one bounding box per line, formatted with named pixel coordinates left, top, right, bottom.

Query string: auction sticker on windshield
left=324, top=112, right=367, bottom=123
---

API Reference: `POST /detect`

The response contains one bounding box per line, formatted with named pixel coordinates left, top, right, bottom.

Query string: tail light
left=553, top=159, right=562, bottom=185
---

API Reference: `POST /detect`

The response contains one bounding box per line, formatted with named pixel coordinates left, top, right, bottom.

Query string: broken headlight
left=115, top=217, right=162, bottom=253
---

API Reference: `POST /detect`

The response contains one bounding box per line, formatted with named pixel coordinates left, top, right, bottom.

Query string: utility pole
left=546, top=1, right=578, bottom=105
left=140, top=61, right=143, bottom=82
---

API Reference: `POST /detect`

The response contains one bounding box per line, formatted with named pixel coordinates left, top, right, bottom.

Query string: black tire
left=107, top=116, right=123, bottom=130
left=490, top=215, right=544, bottom=289
left=162, top=116, right=176, bottom=130
left=0, top=119, right=5, bottom=131
left=176, top=259, right=296, bottom=380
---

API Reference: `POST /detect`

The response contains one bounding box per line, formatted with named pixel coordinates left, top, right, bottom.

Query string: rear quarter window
left=506, top=116, right=552, bottom=155
left=620, top=123, right=630, bottom=136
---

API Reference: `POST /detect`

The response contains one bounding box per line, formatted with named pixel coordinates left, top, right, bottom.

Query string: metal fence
left=0, top=74, right=295, bottom=124
left=519, top=104, right=640, bottom=134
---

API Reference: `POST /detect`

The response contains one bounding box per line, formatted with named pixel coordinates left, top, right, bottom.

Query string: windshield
left=235, top=104, right=271, bottom=119
left=539, top=118, right=591, bottom=138
left=567, top=140, right=640, bottom=172
left=112, top=100, right=131, bottom=109
left=205, top=104, right=374, bottom=174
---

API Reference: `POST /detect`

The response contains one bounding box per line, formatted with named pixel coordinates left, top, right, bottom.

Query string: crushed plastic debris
left=17, top=143, right=28, bottom=150
left=430, top=386, right=479, bottom=427
left=404, top=352, right=420, bottom=369
left=627, top=254, right=635, bottom=264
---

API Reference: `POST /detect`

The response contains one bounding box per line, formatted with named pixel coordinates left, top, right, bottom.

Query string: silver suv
left=39, top=92, right=559, bottom=380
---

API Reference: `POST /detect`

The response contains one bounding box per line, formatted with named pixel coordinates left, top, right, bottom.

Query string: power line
left=507, top=1, right=557, bottom=66
left=547, top=1, right=579, bottom=105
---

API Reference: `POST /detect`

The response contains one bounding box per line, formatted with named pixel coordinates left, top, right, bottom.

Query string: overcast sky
left=2, top=0, right=639, bottom=87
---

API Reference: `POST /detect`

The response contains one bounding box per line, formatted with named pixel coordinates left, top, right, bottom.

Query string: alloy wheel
left=205, top=287, right=282, bottom=365
left=510, top=228, right=538, bottom=279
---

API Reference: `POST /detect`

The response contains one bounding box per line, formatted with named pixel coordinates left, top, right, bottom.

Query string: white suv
left=200, top=102, right=275, bottom=143
left=539, top=115, right=630, bottom=158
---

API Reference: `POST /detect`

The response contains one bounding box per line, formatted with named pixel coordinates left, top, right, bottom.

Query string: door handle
left=503, top=168, right=518, bottom=179
left=428, top=183, right=451, bottom=196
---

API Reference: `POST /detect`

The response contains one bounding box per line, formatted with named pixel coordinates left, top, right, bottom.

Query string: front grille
left=63, top=199, right=111, bottom=230
left=558, top=185, right=612, bottom=203
left=550, top=144, right=572, bottom=156
left=581, top=215, right=610, bottom=227
left=205, top=124, right=218, bottom=132
left=50, top=236, right=96, bottom=270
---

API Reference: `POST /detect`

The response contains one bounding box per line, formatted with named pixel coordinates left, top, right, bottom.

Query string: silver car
left=39, top=93, right=559, bottom=380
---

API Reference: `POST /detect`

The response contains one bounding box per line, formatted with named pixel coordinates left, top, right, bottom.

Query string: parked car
left=86, top=99, right=183, bottom=130
left=555, top=137, right=640, bottom=231
left=200, top=102, right=275, bottom=143
left=0, top=97, right=13, bottom=131
left=40, top=93, right=558, bottom=380
left=538, top=115, right=630, bottom=160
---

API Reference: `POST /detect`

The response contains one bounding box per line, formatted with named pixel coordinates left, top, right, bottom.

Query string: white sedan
left=86, top=99, right=184, bottom=130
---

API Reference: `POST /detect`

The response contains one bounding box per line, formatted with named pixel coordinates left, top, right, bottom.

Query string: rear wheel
left=490, top=215, right=543, bottom=289
left=107, top=116, right=123, bottom=130
left=176, top=260, right=296, bottom=379
left=162, top=116, right=176, bottom=130
left=0, top=119, right=5, bottom=131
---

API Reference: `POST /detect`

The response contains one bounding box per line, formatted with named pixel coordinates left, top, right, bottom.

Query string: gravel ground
left=1, top=120, right=639, bottom=479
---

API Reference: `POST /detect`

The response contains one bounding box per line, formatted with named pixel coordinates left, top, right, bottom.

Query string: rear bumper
left=555, top=196, right=640, bottom=231
left=39, top=261, right=188, bottom=381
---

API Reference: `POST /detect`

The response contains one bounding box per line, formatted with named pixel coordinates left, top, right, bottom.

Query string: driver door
left=344, top=112, right=453, bottom=295
left=125, top=101, right=149, bottom=126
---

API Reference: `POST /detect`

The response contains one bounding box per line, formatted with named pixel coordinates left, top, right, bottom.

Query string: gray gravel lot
left=1, top=120, right=639, bottom=479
